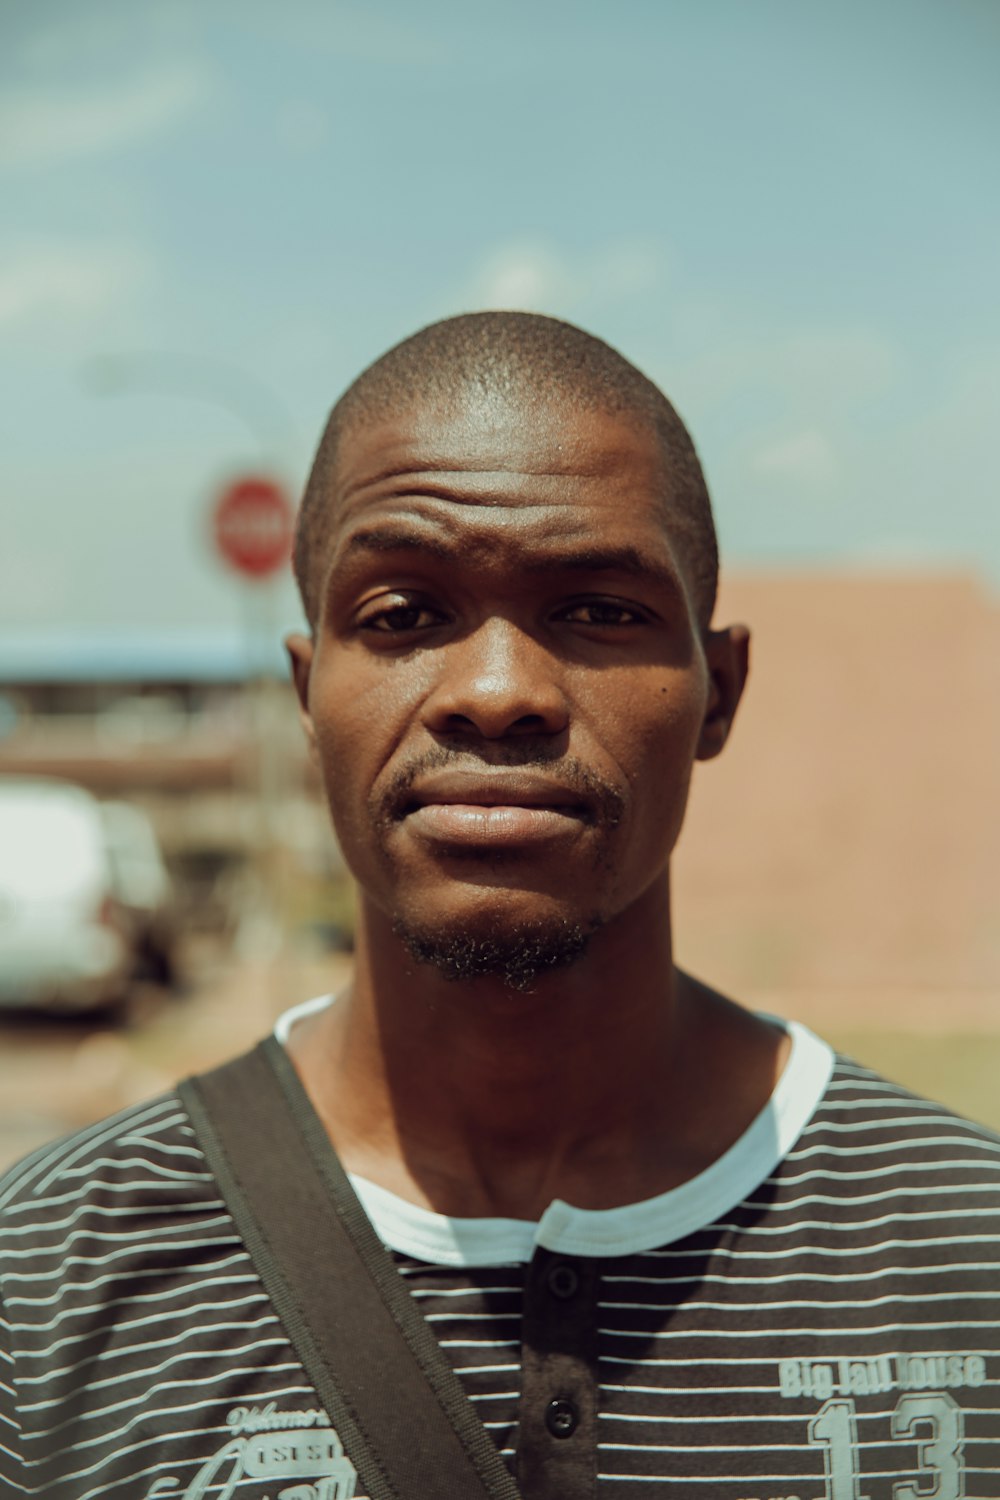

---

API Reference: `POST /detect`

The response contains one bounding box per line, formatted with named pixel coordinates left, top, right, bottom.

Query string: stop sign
left=212, top=476, right=294, bottom=578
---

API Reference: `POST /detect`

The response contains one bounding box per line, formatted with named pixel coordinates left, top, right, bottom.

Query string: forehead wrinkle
left=336, top=469, right=611, bottom=521
left=334, top=422, right=664, bottom=510
left=332, top=494, right=591, bottom=556
left=325, top=508, right=512, bottom=591
left=339, top=460, right=594, bottom=503
left=325, top=508, right=687, bottom=606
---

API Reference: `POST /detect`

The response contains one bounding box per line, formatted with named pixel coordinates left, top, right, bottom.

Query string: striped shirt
left=2, top=1010, right=999, bottom=1498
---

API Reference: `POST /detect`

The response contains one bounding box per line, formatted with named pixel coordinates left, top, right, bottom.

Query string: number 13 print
left=809, top=1392, right=964, bottom=1500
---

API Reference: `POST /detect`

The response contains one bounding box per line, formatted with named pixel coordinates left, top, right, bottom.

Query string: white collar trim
left=274, top=995, right=834, bottom=1265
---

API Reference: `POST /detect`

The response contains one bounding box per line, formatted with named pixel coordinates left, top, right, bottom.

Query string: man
left=1, top=312, right=998, bottom=1498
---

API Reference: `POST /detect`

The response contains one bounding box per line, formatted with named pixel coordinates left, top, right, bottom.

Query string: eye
left=356, top=595, right=448, bottom=633
left=555, top=599, right=646, bottom=627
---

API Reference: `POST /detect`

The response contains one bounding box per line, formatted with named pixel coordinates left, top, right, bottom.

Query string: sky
left=1, top=0, right=998, bottom=667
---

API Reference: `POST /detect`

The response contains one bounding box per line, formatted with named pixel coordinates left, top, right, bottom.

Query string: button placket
left=516, top=1249, right=599, bottom=1500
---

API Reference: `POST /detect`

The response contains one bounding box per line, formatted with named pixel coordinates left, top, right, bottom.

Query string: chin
left=390, top=904, right=603, bottom=992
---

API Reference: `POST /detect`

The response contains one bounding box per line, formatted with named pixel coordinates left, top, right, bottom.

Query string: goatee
left=392, top=914, right=598, bottom=992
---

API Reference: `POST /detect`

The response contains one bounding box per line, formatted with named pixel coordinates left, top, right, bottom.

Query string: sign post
left=210, top=475, right=295, bottom=988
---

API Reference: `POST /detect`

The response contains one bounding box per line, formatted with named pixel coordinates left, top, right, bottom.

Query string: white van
left=0, top=778, right=163, bottom=1013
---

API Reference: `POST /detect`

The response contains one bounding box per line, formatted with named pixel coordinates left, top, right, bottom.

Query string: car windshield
left=0, top=789, right=106, bottom=901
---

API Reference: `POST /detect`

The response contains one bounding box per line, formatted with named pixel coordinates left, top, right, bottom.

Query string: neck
left=289, top=878, right=788, bottom=1219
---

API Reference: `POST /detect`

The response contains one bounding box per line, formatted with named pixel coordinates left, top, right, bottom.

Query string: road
left=0, top=938, right=352, bottom=1173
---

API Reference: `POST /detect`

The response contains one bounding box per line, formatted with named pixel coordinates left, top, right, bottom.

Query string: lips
left=403, top=770, right=593, bottom=816
left=399, top=769, right=595, bottom=849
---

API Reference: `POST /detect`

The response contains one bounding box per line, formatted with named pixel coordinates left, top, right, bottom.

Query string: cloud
left=472, top=242, right=564, bottom=310
left=0, top=63, right=209, bottom=169
left=246, top=7, right=446, bottom=67
left=770, top=331, right=899, bottom=407
left=749, top=428, right=837, bottom=487
left=461, top=237, right=666, bottom=315
left=0, top=243, right=149, bottom=328
left=275, top=101, right=332, bottom=155
left=668, top=327, right=900, bottom=421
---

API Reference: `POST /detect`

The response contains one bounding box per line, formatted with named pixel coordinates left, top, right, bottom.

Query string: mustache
left=373, top=744, right=625, bottom=828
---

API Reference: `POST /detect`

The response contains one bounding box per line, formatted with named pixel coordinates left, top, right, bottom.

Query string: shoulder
left=810, top=1053, right=1000, bottom=1157
left=773, top=1051, right=1000, bottom=1239
left=0, top=1091, right=201, bottom=1211
left=0, top=1092, right=227, bottom=1280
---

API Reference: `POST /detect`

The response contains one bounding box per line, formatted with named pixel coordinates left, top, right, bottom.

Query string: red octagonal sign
left=212, top=475, right=294, bottom=578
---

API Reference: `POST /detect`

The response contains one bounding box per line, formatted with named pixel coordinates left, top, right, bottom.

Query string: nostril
left=440, top=711, right=556, bottom=741
left=421, top=651, right=572, bottom=740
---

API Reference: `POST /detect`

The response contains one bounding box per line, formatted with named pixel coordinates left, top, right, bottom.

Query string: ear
left=285, top=632, right=318, bottom=761
left=696, top=623, right=750, bottom=762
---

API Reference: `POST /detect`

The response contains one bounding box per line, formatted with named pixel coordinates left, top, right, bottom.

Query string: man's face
left=289, top=388, right=744, bottom=984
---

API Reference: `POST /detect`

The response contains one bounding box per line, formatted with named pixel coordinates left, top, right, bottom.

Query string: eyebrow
left=336, top=527, right=682, bottom=592
left=521, top=544, right=677, bottom=586
left=338, top=526, right=454, bottom=562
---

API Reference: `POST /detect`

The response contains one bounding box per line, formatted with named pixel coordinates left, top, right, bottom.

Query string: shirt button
left=547, top=1263, right=579, bottom=1299
left=545, top=1398, right=579, bottom=1439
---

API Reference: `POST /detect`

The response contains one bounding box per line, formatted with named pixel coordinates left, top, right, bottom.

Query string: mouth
left=400, top=771, right=595, bottom=849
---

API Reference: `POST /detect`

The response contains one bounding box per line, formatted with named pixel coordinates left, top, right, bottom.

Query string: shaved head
left=294, top=311, right=718, bottom=627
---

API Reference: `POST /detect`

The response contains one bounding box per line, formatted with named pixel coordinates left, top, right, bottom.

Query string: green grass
left=825, top=1031, right=1000, bottom=1133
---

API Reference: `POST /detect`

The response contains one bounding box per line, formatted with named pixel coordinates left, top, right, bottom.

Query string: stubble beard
left=391, top=910, right=601, bottom=992
left=370, top=744, right=624, bottom=993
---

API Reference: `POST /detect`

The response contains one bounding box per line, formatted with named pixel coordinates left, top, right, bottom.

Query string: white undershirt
left=274, top=993, right=834, bottom=1266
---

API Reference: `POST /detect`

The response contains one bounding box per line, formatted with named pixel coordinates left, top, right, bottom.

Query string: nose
left=421, top=618, right=570, bottom=741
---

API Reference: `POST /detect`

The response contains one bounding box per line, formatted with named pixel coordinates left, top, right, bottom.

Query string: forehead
left=338, top=388, right=662, bottom=495
left=320, top=392, right=688, bottom=576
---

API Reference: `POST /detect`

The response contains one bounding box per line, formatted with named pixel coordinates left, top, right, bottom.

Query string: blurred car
left=98, top=799, right=178, bottom=987
left=0, top=778, right=177, bottom=1015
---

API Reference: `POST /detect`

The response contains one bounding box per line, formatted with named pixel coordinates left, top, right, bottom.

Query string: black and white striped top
left=2, top=1006, right=999, bottom=1499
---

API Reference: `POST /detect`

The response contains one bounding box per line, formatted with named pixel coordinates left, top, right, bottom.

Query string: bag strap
left=178, top=1036, right=523, bottom=1500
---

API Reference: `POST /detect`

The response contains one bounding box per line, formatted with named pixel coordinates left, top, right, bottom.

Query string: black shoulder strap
left=178, top=1037, right=522, bottom=1500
